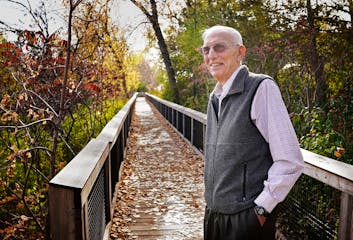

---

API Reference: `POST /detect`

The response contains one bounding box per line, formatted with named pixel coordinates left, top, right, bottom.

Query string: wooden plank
left=129, top=224, right=189, bottom=231
left=110, top=97, right=205, bottom=240
left=98, top=114, right=124, bottom=144
left=81, top=139, right=110, bottom=206
left=339, top=192, right=353, bottom=240
left=49, top=185, right=82, bottom=240
left=49, top=93, right=137, bottom=240
left=302, top=149, right=353, bottom=182
left=83, top=202, right=89, bottom=240
left=50, top=139, right=109, bottom=189
left=50, top=139, right=110, bottom=207
left=304, top=162, right=353, bottom=196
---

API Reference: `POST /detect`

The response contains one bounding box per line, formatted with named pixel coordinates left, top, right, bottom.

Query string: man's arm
left=251, top=79, right=304, bottom=213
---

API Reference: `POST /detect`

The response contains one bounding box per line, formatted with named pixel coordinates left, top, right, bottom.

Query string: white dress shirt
left=212, top=66, right=304, bottom=213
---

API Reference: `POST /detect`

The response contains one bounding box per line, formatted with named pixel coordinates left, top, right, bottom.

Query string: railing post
left=182, top=113, right=185, bottom=137
left=339, top=192, right=353, bottom=239
left=191, top=117, right=194, bottom=145
left=104, top=153, right=112, bottom=222
left=48, top=186, right=82, bottom=240
left=203, top=124, right=206, bottom=153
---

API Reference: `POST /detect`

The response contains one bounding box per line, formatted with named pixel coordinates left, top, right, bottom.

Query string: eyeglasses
left=201, top=43, right=230, bottom=56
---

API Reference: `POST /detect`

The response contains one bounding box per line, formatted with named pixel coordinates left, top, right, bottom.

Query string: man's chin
left=211, top=72, right=224, bottom=81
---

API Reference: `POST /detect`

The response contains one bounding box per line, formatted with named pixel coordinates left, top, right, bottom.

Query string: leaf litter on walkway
left=109, top=97, right=205, bottom=240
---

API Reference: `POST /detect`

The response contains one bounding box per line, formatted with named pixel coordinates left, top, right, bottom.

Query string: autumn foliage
left=0, top=0, right=144, bottom=238
left=1, top=0, right=352, bottom=239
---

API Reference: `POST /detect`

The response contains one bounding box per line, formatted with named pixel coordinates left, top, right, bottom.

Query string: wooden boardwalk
left=109, top=97, right=205, bottom=240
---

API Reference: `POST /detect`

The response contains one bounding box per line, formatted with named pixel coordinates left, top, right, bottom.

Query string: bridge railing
left=145, top=93, right=353, bottom=240
left=48, top=93, right=138, bottom=240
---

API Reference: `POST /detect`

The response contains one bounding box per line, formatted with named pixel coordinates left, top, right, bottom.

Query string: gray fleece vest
left=204, top=66, right=273, bottom=214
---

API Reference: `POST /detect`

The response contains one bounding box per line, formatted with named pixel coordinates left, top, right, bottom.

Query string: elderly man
left=202, top=25, right=304, bottom=240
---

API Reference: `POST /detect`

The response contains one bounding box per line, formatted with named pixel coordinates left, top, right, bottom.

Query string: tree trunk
left=130, top=0, right=180, bottom=103
left=307, top=0, right=326, bottom=108
left=50, top=0, right=82, bottom=178
left=150, top=19, right=180, bottom=103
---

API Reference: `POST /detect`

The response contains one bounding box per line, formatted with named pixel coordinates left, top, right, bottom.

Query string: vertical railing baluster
left=339, top=192, right=353, bottom=239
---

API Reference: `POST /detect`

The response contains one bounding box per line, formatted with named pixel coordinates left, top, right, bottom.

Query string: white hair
left=202, top=25, right=243, bottom=46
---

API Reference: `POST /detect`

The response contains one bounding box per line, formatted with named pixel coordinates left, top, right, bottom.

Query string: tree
left=169, top=0, right=353, bottom=162
left=49, top=0, right=83, bottom=179
left=136, top=56, right=158, bottom=90
left=0, top=0, right=130, bottom=238
left=129, top=0, right=180, bottom=103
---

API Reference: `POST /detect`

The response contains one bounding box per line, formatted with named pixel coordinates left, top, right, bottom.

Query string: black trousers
left=204, top=207, right=276, bottom=240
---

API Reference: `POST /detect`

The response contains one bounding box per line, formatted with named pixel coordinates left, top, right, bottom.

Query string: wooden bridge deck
left=109, top=97, right=205, bottom=240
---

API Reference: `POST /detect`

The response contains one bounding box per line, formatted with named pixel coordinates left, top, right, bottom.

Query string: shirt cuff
left=254, top=191, right=279, bottom=213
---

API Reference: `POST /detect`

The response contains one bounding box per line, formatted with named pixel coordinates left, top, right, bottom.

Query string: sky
left=111, top=0, right=149, bottom=52
left=0, top=0, right=150, bottom=52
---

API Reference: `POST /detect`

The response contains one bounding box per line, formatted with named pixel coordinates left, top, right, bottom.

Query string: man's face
left=202, top=31, right=245, bottom=84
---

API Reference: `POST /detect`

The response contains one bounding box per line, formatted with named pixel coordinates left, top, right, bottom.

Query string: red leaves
left=0, top=42, right=21, bottom=67
left=83, top=82, right=101, bottom=94
left=0, top=214, right=32, bottom=240
left=59, top=40, right=68, bottom=48
left=21, top=30, right=46, bottom=46
left=52, top=56, right=66, bottom=65
left=0, top=42, right=16, bottom=52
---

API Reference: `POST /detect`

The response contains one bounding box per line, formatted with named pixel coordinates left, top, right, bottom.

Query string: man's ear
left=239, top=45, right=246, bottom=59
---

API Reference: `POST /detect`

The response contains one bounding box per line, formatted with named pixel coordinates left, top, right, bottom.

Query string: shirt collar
left=212, top=65, right=245, bottom=98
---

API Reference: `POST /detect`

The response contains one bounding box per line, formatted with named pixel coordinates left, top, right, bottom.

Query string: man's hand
left=254, top=205, right=269, bottom=226
left=256, top=214, right=266, bottom=226
left=256, top=214, right=266, bottom=227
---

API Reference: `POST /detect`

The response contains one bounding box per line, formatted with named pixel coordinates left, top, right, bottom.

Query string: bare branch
left=12, top=73, right=59, bottom=117
left=0, top=118, right=53, bottom=130
left=59, top=133, right=76, bottom=155
left=130, top=0, right=152, bottom=19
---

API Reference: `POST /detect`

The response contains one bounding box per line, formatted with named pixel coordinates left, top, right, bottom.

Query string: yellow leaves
left=7, top=162, right=15, bottom=177
left=334, top=151, right=341, bottom=158
left=10, top=144, right=18, bottom=152
left=27, top=108, right=46, bottom=121
left=7, top=144, right=32, bottom=168
left=0, top=94, right=18, bottom=124
left=26, top=152, right=32, bottom=159
left=1, top=94, right=10, bottom=106
left=20, top=215, right=29, bottom=222
left=1, top=111, right=18, bottom=123
left=27, top=109, right=38, bottom=120
left=18, top=93, right=28, bottom=101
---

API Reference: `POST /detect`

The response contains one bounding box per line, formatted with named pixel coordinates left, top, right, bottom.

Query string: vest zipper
left=212, top=114, right=220, bottom=207
left=242, top=164, right=247, bottom=201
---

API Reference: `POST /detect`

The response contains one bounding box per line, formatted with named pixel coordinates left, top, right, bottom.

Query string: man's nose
left=208, top=47, right=217, bottom=58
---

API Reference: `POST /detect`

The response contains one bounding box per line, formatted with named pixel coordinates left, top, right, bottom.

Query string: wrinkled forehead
left=203, top=31, right=234, bottom=46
